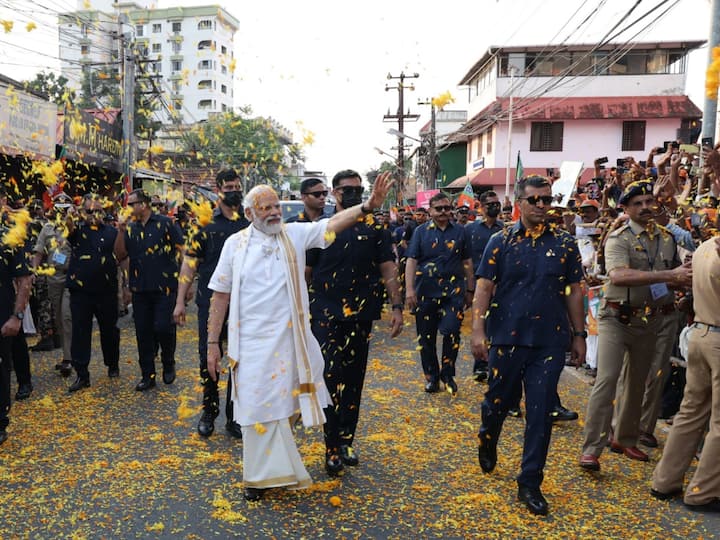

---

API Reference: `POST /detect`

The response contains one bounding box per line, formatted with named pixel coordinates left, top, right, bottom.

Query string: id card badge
left=650, top=282, right=669, bottom=300
left=52, top=252, right=67, bottom=265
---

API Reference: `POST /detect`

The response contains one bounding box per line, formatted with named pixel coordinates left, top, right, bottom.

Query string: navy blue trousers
left=415, top=296, right=464, bottom=383
left=196, top=301, right=233, bottom=421
left=132, top=291, right=176, bottom=378
left=70, top=290, right=120, bottom=378
left=479, top=345, right=565, bottom=489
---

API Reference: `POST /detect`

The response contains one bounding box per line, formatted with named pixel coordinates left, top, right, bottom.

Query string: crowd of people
left=0, top=141, right=718, bottom=517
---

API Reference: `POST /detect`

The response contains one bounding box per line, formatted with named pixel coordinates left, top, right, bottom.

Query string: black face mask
left=222, top=190, right=243, bottom=207
left=485, top=205, right=501, bottom=218
left=341, top=193, right=363, bottom=208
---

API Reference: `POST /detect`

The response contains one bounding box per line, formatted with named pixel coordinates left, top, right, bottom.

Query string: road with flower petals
left=0, top=306, right=717, bottom=538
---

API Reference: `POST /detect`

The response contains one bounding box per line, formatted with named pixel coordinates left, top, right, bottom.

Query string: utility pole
left=120, top=14, right=135, bottom=190
left=417, top=98, right=438, bottom=190
left=703, top=0, right=720, bottom=144
left=384, top=71, right=420, bottom=201
left=505, top=66, right=516, bottom=199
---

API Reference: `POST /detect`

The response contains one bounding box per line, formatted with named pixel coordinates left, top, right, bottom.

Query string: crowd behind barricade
left=0, top=143, right=718, bottom=516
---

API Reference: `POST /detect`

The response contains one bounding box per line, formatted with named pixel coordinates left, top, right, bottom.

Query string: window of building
left=171, top=80, right=181, bottom=93
left=221, top=84, right=227, bottom=94
left=221, top=65, right=227, bottom=75
left=80, top=23, right=88, bottom=37
left=530, top=122, right=563, bottom=151
left=172, top=60, right=182, bottom=72
left=622, top=121, right=646, bottom=151
left=152, top=23, right=161, bottom=33
left=80, top=44, right=89, bottom=55
left=172, top=99, right=183, bottom=111
left=198, top=59, right=212, bottom=70
left=152, top=43, right=161, bottom=53
left=221, top=45, right=227, bottom=55
left=198, top=40, right=215, bottom=50
left=198, top=80, right=212, bottom=90
left=135, top=24, right=144, bottom=37
left=198, top=99, right=214, bottom=110
left=152, top=62, right=160, bottom=73
left=222, top=103, right=228, bottom=112
left=476, top=135, right=482, bottom=159
left=172, top=22, right=181, bottom=33
left=198, top=19, right=212, bottom=30
left=486, top=128, right=493, bottom=154
left=172, top=41, right=181, bottom=54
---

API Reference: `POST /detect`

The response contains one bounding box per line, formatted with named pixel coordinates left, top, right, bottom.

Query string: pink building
left=446, top=41, right=704, bottom=196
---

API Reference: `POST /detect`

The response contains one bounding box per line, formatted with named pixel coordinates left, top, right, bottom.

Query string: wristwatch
left=360, top=204, right=373, bottom=215
left=13, top=311, right=24, bottom=321
left=573, top=330, right=587, bottom=338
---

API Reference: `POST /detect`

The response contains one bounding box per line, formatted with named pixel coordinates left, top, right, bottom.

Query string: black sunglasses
left=432, top=205, right=453, bottom=212
left=338, top=186, right=364, bottom=195
left=520, top=195, right=554, bottom=206
left=485, top=202, right=501, bottom=208
left=303, top=190, right=328, bottom=198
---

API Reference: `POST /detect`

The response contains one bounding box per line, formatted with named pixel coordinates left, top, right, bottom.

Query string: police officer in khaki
left=651, top=236, right=720, bottom=512
left=579, top=180, right=692, bottom=471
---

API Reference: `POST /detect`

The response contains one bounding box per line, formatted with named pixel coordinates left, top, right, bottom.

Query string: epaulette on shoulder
left=608, top=224, right=631, bottom=238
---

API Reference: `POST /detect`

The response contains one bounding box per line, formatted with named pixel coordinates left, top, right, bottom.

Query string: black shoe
left=243, top=487, right=264, bottom=501
left=135, top=377, right=156, bottom=391
left=650, top=487, right=682, bottom=501
left=478, top=440, right=497, bottom=473
left=550, top=405, right=578, bottom=422
left=68, top=376, right=90, bottom=393
left=518, top=486, right=549, bottom=516
left=443, top=377, right=458, bottom=396
left=59, top=361, right=72, bottom=378
left=340, top=445, right=359, bottom=466
left=473, top=369, right=488, bottom=383
left=507, top=407, right=523, bottom=418
left=54, top=361, right=63, bottom=370
left=15, top=384, right=32, bottom=400
left=30, top=337, right=54, bottom=352
left=0, top=430, right=7, bottom=445
left=107, top=365, right=119, bottom=378
left=685, top=498, right=720, bottom=513
left=162, top=366, right=176, bottom=385
left=225, top=421, right=243, bottom=439
left=325, top=454, right=344, bottom=477
left=424, top=381, right=440, bottom=393
left=197, top=411, right=216, bottom=437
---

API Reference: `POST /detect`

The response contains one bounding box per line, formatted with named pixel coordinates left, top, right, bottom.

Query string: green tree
left=23, top=71, right=75, bottom=106
left=181, top=110, right=304, bottom=187
left=78, top=66, right=120, bottom=109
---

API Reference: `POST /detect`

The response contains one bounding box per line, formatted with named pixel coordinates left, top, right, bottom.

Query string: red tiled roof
left=452, top=95, right=701, bottom=141
left=446, top=167, right=597, bottom=188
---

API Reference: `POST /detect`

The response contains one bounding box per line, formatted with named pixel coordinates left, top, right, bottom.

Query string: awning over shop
left=445, top=167, right=597, bottom=189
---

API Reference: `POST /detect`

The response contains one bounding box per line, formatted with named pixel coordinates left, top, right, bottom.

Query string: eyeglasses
left=520, top=195, right=554, bottom=206
left=303, top=190, right=328, bottom=198
left=431, top=205, right=453, bottom=213
left=338, top=186, right=364, bottom=195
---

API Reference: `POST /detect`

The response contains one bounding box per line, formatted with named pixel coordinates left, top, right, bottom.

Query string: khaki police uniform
left=582, top=220, right=679, bottom=456
left=652, top=238, right=720, bottom=506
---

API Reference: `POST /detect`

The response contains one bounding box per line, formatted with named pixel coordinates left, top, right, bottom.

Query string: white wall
left=495, top=73, right=687, bottom=99
left=467, top=117, right=683, bottom=174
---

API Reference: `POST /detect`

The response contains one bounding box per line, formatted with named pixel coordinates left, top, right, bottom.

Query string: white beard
left=253, top=216, right=283, bottom=235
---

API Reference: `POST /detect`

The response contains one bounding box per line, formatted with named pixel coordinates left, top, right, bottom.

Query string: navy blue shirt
left=477, top=221, right=583, bottom=347
left=185, top=208, right=249, bottom=305
left=124, top=214, right=183, bottom=293
left=466, top=219, right=503, bottom=275
left=405, top=220, right=472, bottom=300
left=308, top=217, right=394, bottom=322
left=66, top=224, right=119, bottom=294
left=0, top=242, right=31, bottom=325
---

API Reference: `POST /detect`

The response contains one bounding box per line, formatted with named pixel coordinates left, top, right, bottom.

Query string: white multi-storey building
left=446, top=41, right=704, bottom=196
left=59, top=0, right=238, bottom=124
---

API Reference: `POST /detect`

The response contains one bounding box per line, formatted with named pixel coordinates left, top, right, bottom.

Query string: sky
left=0, top=0, right=713, bottom=179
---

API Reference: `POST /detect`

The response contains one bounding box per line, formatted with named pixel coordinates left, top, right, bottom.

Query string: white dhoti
left=241, top=419, right=312, bottom=489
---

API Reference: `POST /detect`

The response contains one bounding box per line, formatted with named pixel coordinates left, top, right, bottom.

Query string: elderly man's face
left=248, top=190, right=282, bottom=235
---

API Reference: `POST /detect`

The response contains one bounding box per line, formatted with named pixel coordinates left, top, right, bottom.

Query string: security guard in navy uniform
left=174, top=169, right=249, bottom=438
left=580, top=180, right=692, bottom=472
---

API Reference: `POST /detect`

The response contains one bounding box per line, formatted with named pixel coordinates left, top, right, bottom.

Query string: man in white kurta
left=205, top=176, right=394, bottom=501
